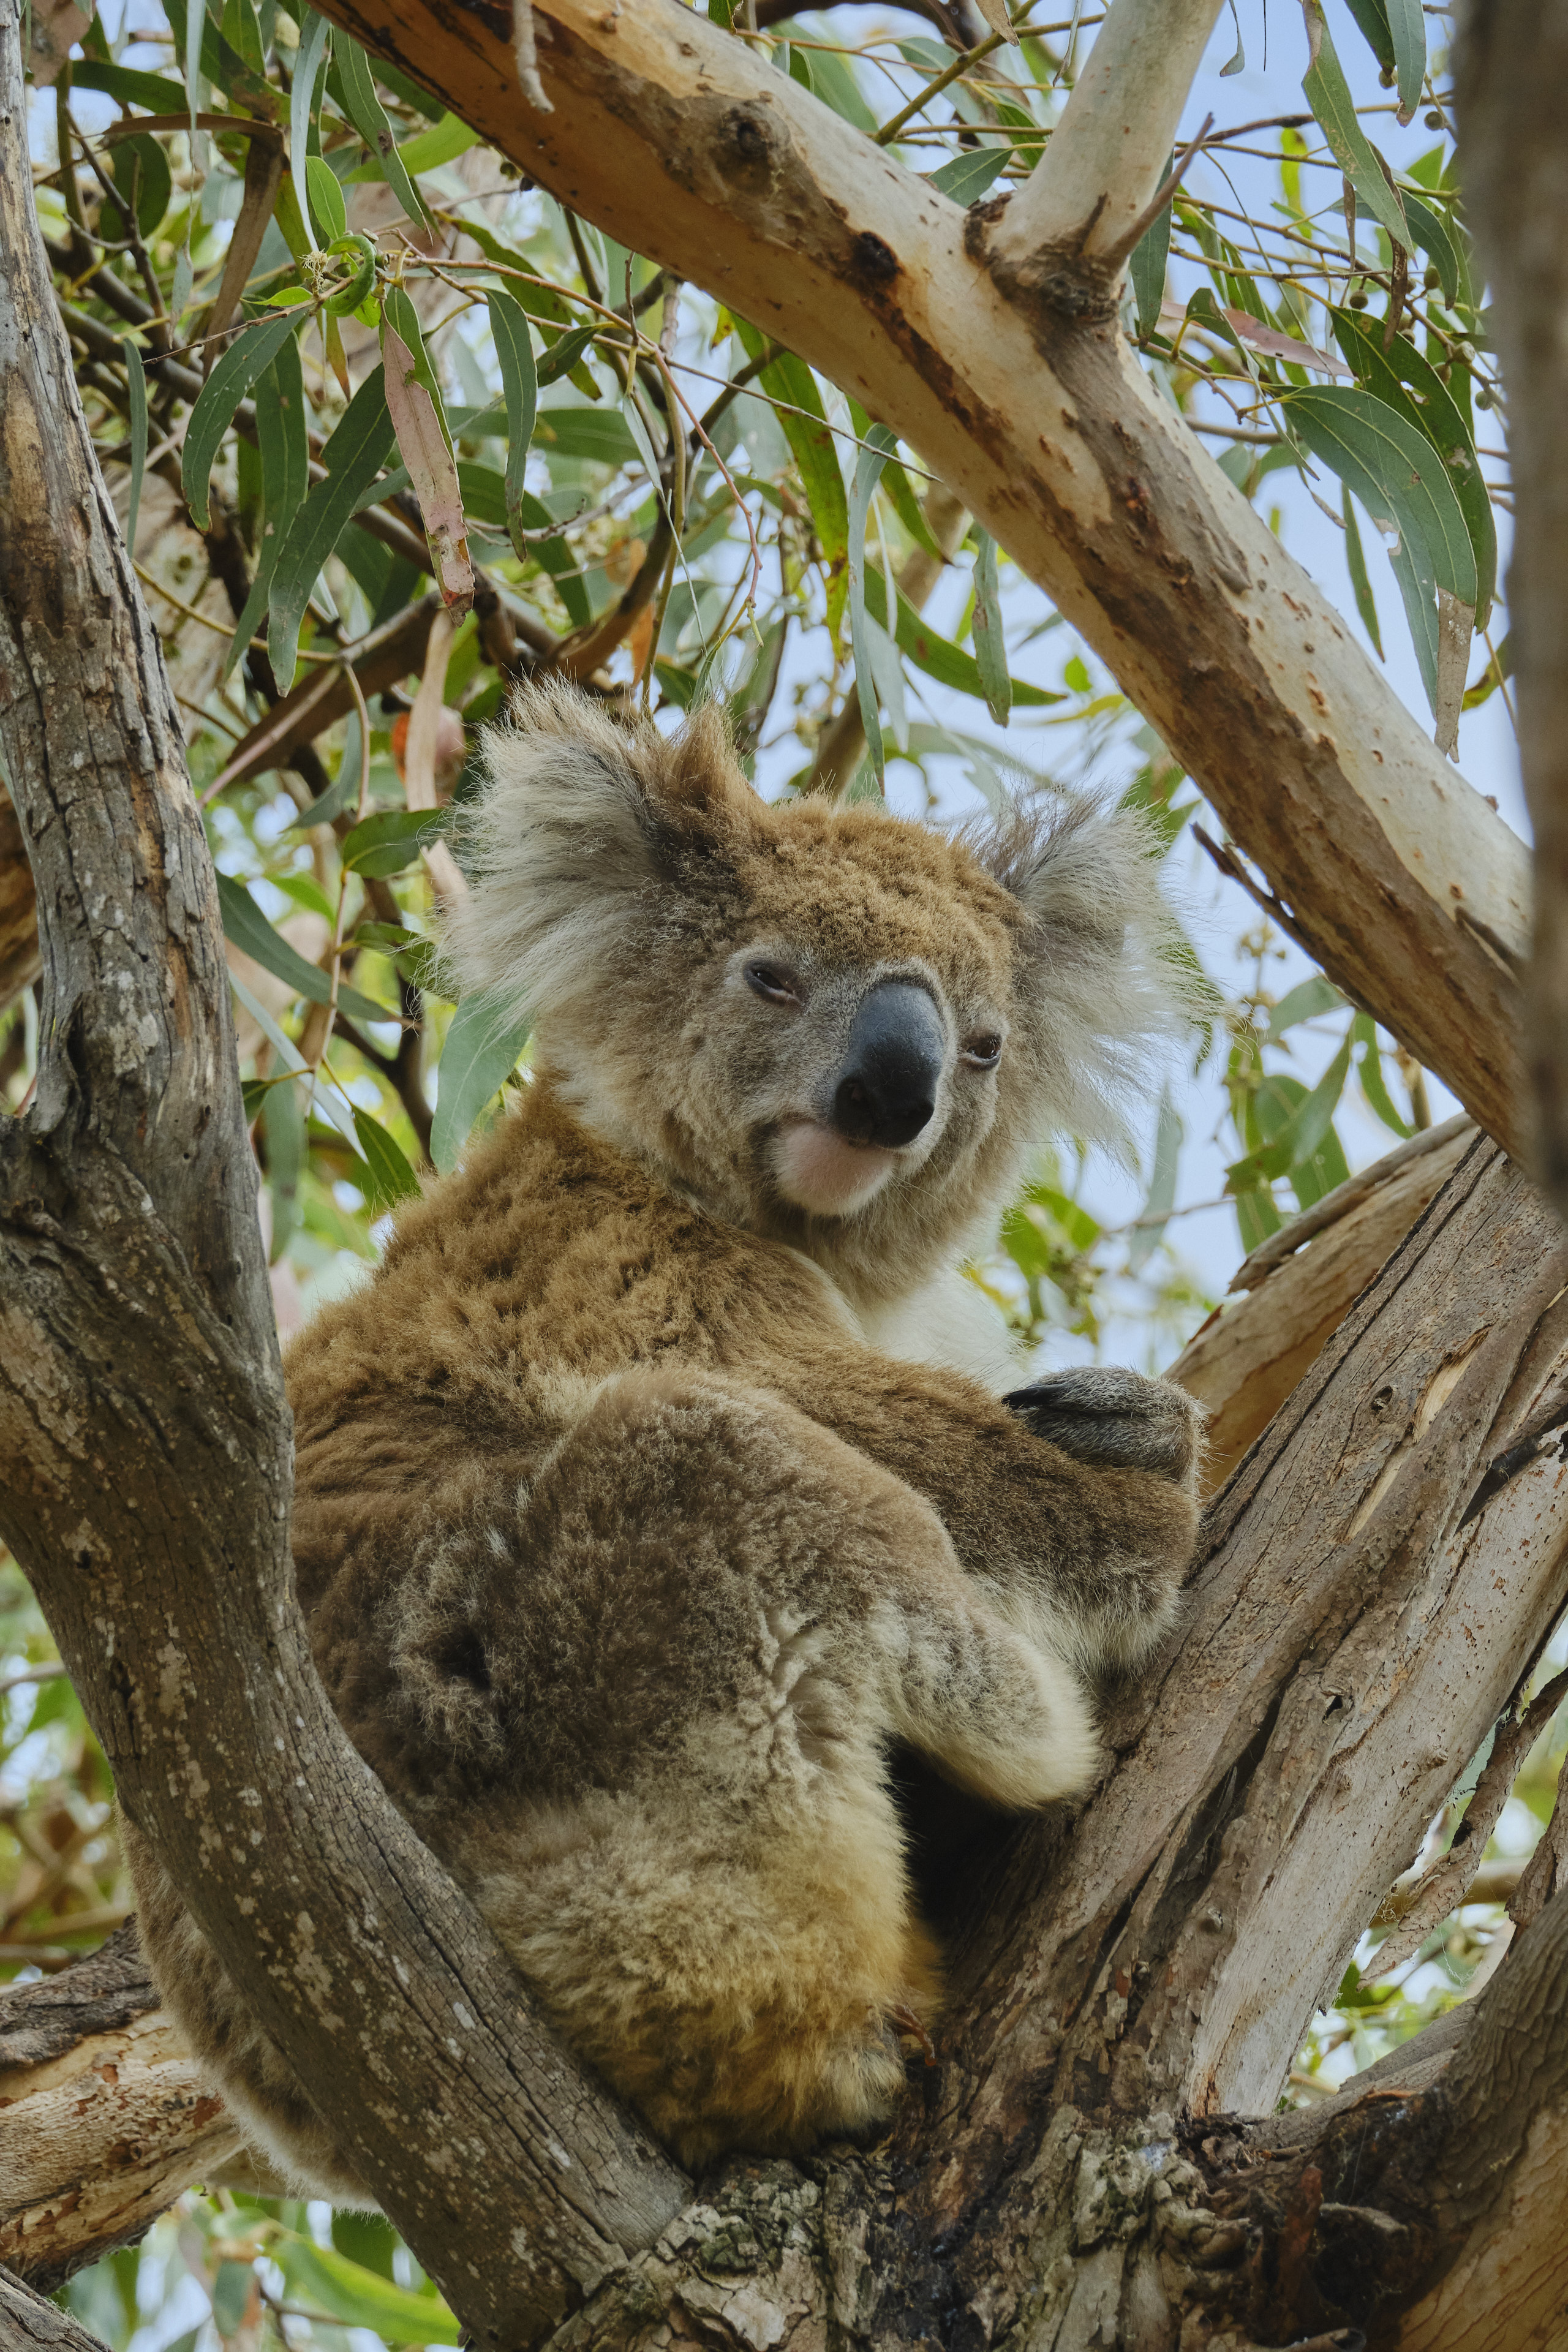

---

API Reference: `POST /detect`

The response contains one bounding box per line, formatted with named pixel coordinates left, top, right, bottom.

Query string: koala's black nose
left=832, top=982, right=945, bottom=1149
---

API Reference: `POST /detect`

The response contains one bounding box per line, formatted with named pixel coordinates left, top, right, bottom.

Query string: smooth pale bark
left=305, top=0, right=1532, bottom=1155
left=1457, top=0, right=1568, bottom=1219
left=0, top=12, right=685, bottom=2343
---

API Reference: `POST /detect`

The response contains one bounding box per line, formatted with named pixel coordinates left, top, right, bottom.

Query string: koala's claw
left=1004, top=1366, right=1205, bottom=1485
left=888, top=2001, right=938, bottom=2068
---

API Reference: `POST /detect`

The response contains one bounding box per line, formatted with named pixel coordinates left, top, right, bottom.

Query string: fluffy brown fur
left=126, top=685, right=1203, bottom=2192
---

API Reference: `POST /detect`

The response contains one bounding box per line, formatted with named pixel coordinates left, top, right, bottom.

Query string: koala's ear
left=967, top=791, right=1193, bottom=1147
left=442, top=682, right=756, bottom=1024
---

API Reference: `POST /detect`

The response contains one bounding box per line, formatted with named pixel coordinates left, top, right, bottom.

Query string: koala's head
left=445, top=682, right=1185, bottom=1300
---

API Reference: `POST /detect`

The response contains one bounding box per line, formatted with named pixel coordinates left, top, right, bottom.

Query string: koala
left=124, top=682, right=1204, bottom=2195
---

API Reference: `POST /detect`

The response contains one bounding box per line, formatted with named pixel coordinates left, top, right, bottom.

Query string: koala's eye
left=746, top=962, right=801, bottom=1006
left=960, top=1032, right=1003, bottom=1069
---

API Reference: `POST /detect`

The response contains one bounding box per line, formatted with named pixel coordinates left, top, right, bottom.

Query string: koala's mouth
left=771, top=1120, right=903, bottom=1217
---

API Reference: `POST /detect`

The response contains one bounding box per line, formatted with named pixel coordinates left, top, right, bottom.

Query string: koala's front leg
left=1003, top=1368, right=1205, bottom=1486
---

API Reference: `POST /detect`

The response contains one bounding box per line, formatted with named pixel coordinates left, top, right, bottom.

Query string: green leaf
left=1283, top=385, right=1477, bottom=605
left=733, top=321, right=850, bottom=639
left=268, top=364, right=396, bottom=690
left=1330, top=309, right=1494, bottom=626
left=262, top=1068, right=304, bottom=1258
left=1267, top=975, right=1343, bottom=1037
left=1129, top=152, right=1174, bottom=339
left=184, top=311, right=300, bottom=533
left=274, top=2240, right=459, bottom=2345
left=1384, top=0, right=1425, bottom=122
left=876, top=456, right=941, bottom=559
left=431, top=992, right=530, bottom=1173
left=212, top=2263, right=253, bottom=2337
left=1228, top=1039, right=1351, bottom=1189
left=121, top=337, right=148, bottom=552
left=225, top=334, right=309, bottom=680
left=1341, top=483, right=1384, bottom=657
left=1398, top=191, right=1460, bottom=306
left=1301, top=9, right=1409, bottom=252
left=1352, top=1011, right=1414, bottom=1137
left=878, top=578, right=1059, bottom=707
left=1340, top=0, right=1393, bottom=74
left=848, top=423, right=898, bottom=789
left=289, top=7, right=333, bottom=251
left=103, top=134, right=172, bottom=243
left=1127, top=1091, right=1180, bottom=1273
left=356, top=919, right=447, bottom=995
left=488, top=288, right=539, bottom=567
left=216, top=874, right=386, bottom=1024
left=532, top=406, right=639, bottom=467
left=535, top=321, right=599, bottom=386
left=306, top=154, right=347, bottom=245
left=351, top=1106, right=421, bottom=1211
left=971, top=527, right=1011, bottom=727
left=384, top=111, right=479, bottom=175
left=333, top=34, right=435, bottom=232
left=341, top=807, right=447, bottom=877
left=927, top=147, right=1009, bottom=205
left=72, top=57, right=187, bottom=111
left=1235, top=1182, right=1283, bottom=1252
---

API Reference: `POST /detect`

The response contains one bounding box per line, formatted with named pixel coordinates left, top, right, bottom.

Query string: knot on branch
left=963, top=197, right=1123, bottom=331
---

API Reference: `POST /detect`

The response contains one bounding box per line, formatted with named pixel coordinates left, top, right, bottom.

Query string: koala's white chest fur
left=853, top=1268, right=1025, bottom=1396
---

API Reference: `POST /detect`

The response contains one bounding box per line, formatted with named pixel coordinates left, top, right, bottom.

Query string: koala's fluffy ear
left=967, top=793, right=1195, bottom=1149
left=442, top=680, right=756, bottom=1029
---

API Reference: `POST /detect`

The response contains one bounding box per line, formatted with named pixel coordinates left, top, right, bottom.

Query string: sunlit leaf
left=352, top=1106, right=421, bottom=1211
left=1352, top=1011, right=1413, bottom=1136
left=341, top=808, right=447, bottom=877
left=1267, top=975, right=1343, bottom=1038
left=274, top=2237, right=460, bottom=2343
left=927, top=148, right=1009, bottom=205
left=1301, top=8, right=1409, bottom=252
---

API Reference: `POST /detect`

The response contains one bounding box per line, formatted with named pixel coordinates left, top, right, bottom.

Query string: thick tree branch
left=1457, top=0, right=1568, bottom=1218
left=307, top=0, right=1529, bottom=1159
left=0, top=11, right=685, bottom=2341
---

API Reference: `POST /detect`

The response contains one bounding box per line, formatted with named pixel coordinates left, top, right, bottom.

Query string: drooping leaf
left=1284, top=386, right=1477, bottom=605
left=380, top=111, right=479, bottom=176
left=733, top=320, right=851, bottom=639
left=332, top=35, right=436, bottom=232
left=876, top=454, right=941, bottom=559
left=872, top=570, right=1060, bottom=707
left=121, top=337, right=148, bottom=551
left=102, top=133, right=172, bottom=243
left=1398, top=191, right=1460, bottom=306
left=1330, top=309, right=1494, bottom=625
left=1341, top=483, right=1384, bottom=657
left=1267, top=974, right=1343, bottom=1038
left=216, top=873, right=386, bottom=1024
left=268, top=364, right=397, bottom=690
left=1352, top=1011, right=1413, bottom=1137
left=288, top=6, right=333, bottom=251
left=1129, top=153, right=1174, bottom=339
left=1301, top=8, right=1409, bottom=253
left=971, top=527, right=1011, bottom=727
left=1340, top=0, right=1394, bottom=74
left=380, top=285, right=473, bottom=611
left=351, top=1106, right=421, bottom=1212
left=848, top=422, right=898, bottom=789
left=224, top=333, right=309, bottom=680
left=1126, top=1090, right=1181, bottom=1273
left=305, top=153, right=347, bottom=244
left=72, top=57, right=189, bottom=111
left=431, top=992, right=531, bottom=1173
left=532, top=406, right=639, bottom=467
left=1227, top=1038, right=1352, bottom=1189
left=1384, top=0, right=1425, bottom=122
left=535, top=322, right=599, bottom=387
left=488, top=288, right=539, bottom=566
left=183, top=309, right=300, bottom=532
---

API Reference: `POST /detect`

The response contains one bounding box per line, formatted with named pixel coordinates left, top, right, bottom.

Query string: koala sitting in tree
left=126, top=682, right=1203, bottom=2193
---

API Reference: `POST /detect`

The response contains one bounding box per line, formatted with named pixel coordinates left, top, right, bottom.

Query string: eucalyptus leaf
left=431, top=992, right=531, bottom=1173
left=183, top=309, right=299, bottom=532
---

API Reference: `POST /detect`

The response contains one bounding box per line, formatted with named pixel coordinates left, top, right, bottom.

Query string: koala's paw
left=1004, top=1367, right=1205, bottom=1487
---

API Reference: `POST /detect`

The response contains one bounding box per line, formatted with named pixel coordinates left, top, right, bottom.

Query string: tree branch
left=0, top=11, right=685, bottom=2341
left=985, top=0, right=1225, bottom=288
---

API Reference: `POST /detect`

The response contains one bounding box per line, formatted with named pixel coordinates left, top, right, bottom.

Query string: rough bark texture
left=0, top=10, right=684, bottom=2340
left=301, top=0, right=1531, bottom=1156
left=1457, top=0, right=1568, bottom=1217
left=1172, top=1120, right=1475, bottom=1493
left=0, top=783, right=39, bottom=1014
